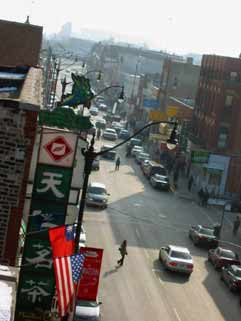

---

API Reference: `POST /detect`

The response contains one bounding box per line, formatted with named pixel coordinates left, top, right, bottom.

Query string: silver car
left=102, top=128, right=118, bottom=141
left=159, top=245, right=193, bottom=275
left=75, top=299, right=102, bottom=321
left=86, top=182, right=109, bottom=209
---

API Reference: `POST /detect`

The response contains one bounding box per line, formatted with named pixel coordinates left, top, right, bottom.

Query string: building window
left=217, top=127, right=229, bottom=148
left=225, top=95, right=233, bottom=106
left=230, top=72, right=238, bottom=81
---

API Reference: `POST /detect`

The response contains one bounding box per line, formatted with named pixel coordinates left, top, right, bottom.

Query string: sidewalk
left=171, top=173, right=241, bottom=254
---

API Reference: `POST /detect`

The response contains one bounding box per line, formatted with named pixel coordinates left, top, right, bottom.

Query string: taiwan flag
left=49, top=225, right=75, bottom=258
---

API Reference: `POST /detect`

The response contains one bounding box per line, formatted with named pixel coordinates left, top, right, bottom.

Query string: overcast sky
left=1, top=0, right=241, bottom=57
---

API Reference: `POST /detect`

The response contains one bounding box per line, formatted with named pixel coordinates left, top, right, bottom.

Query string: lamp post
left=74, top=120, right=177, bottom=252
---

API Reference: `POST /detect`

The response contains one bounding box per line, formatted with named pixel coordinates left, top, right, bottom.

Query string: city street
left=82, top=137, right=241, bottom=321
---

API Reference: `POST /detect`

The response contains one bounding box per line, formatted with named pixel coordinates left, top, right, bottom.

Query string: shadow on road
left=102, top=266, right=121, bottom=278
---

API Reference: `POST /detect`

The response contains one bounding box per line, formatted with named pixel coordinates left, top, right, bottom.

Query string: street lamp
left=74, top=120, right=177, bottom=252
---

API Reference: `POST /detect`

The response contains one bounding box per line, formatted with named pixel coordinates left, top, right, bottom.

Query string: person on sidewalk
left=115, top=156, right=120, bottom=170
left=188, top=175, right=194, bottom=192
left=198, top=188, right=204, bottom=206
left=233, top=216, right=240, bottom=235
left=117, top=240, right=128, bottom=266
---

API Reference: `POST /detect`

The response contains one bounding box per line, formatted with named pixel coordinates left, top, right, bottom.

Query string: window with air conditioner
left=230, top=71, right=237, bottom=81
left=217, top=127, right=228, bottom=148
left=225, top=95, right=233, bottom=106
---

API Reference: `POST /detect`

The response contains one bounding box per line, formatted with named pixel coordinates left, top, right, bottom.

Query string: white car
left=131, top=146, right=144, bottom=157
left=86, top=182, right=109, bottom=209
left=75, top=299, right=102, bottom=321
left=102, top=128, right=118, bottom=141
left=90, top=107, right=99, bottom=116
left=159, top=245, right=193, bottom=276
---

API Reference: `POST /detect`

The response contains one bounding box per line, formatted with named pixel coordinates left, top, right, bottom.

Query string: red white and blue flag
left=49, top=224, right=75, bottom=258
left=53, top=253, right=85, bottom=317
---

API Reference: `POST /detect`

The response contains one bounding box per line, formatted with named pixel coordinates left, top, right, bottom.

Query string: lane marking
left=135, top=228, right=141, bottom=238
left=173, top=308, right=182, bottom=321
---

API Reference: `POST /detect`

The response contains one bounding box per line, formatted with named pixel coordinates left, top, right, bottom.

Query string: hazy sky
left=1, top=0, right=241, bottom=57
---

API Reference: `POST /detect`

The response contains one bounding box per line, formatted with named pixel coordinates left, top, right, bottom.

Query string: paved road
left=82, top=136, right=241, bottom=321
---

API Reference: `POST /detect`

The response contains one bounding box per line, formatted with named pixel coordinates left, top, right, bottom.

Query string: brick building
left=189, top=54, right=241, bottom=197
left=0, top=19, right=43, bottom=265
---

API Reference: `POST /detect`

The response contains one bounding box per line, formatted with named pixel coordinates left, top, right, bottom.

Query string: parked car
left=126, top=138, right=142, bottom=151
left=136, top=152, right=150, bottom=164
left=189, top=225, right=219, bottom=248
left=119, top=129, right=130, bottom=140
left=89, top=107, right=99, bottom=116
left=102, top=128, right=118, bottom=141
left=111, top=122, right=123, bottom=135
left=131, top=146, right=144, bottom=157
left=150, top=174, right=170, bottom=191
left=159, top=245, right=193, bottom=276
left=100, top=144, right=116, bottom=160
left=143, top=161, right=167, bottom=179
left=75, top=299, right=102, bottom=321
left=86, top=182, right=109, bottom=209
left=220, top=265, right=241, bottom=292
left=92, top=157, right=100, bottom=170
left=208, top=247, right=240, bottom=269
left=141, top=159, right=150, bottom=172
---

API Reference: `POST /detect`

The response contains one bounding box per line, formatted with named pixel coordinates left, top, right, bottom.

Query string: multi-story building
left=189, top=54, right=241, bottom=197
left=0, top=19, right=42, bottom=265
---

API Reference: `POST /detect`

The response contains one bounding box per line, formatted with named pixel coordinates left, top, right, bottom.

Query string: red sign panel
left=78, top=247, right=103, bottom=301
left=44, top=136, right=73, bottom=162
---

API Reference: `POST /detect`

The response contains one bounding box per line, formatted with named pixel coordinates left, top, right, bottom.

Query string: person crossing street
left=117, top=240, right=128, bottom=266
left=115, top=156, right=120, bottom=171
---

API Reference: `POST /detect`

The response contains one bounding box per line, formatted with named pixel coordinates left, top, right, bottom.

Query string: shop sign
left=191, top=150, right=210, bottom=163
left=28, top=201, right=66, bottom=232
left=39, top=129, right=77, bottom=167
left=32, top=164, right=72, bottom=202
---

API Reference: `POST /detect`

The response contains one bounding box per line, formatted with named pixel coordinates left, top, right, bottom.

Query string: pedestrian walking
left=173, top=169, right=179, bottom=189
left=188, top=175, right=194, bottom=192
left=203, top=188, right=209, bottom=208
left=233, top=216, right=240, bottom=236
left=96, top=128, right=101, bottom=140
left=117, top=240, right=128, bottom=266
left=115, top=156, right=120, bottom=170
left=198, top=188, right=204, bottom=206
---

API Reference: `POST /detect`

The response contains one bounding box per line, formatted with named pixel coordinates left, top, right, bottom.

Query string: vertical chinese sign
left=15, top=128, right=78, bottom=321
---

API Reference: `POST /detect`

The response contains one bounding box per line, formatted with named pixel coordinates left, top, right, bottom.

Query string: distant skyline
left=1, top=0, right=241, bottom=57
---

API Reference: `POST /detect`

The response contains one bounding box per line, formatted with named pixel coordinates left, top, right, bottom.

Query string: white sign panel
left=39, top=128, right=77, bottom=168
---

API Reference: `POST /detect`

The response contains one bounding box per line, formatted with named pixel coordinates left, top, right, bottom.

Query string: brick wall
left=0, top=107, right=37, bottom=265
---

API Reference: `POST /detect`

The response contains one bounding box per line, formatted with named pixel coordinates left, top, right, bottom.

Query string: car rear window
left=199, top=228, right=214, bottom=236
left=231, top=266, right=241, bottom=277
left=170, top=250, right=192, bottom=260
left=220, top=250, right=237, bottom=259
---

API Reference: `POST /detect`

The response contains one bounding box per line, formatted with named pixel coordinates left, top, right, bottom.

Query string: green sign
left=22, top=231, right=52, bottom=273
left=39, top=107, right=93, bottom=131
left=191, top=150, right=210, bottom=164
left=17, top=272, right=55, bottom=310
left=33, top=164, right=72, bottom=202
left=28, top=201, right=66, bottom=232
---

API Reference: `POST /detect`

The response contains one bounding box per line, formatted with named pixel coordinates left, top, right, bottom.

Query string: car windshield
left=220, top=249, right=237, bottom=259
left=155, top=175, right=168, bottom=181
left=88, top=187, right=106, bottom=195
left=106, top=129, right=115, bottom=133
left=232, top=267, right=241, bottom=277
left=153, top=167, right=166, bottom=175
left=199, top=227, right=214, bottom=236
left=171, top=250, right=192, bottom=260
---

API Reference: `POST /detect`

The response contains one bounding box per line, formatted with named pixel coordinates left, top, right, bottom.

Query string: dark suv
left=143, top=161, right=167, bottom=179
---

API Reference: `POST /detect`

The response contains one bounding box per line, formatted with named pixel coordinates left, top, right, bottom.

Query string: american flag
left=53, top=253, right=85, bottom=317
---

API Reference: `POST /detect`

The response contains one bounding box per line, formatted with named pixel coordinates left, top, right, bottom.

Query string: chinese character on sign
left=25, top=243, right=52, bottom=269
left=21, top=280, right=51, bottom=303
left=37, top=172, right=64, bottom=198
